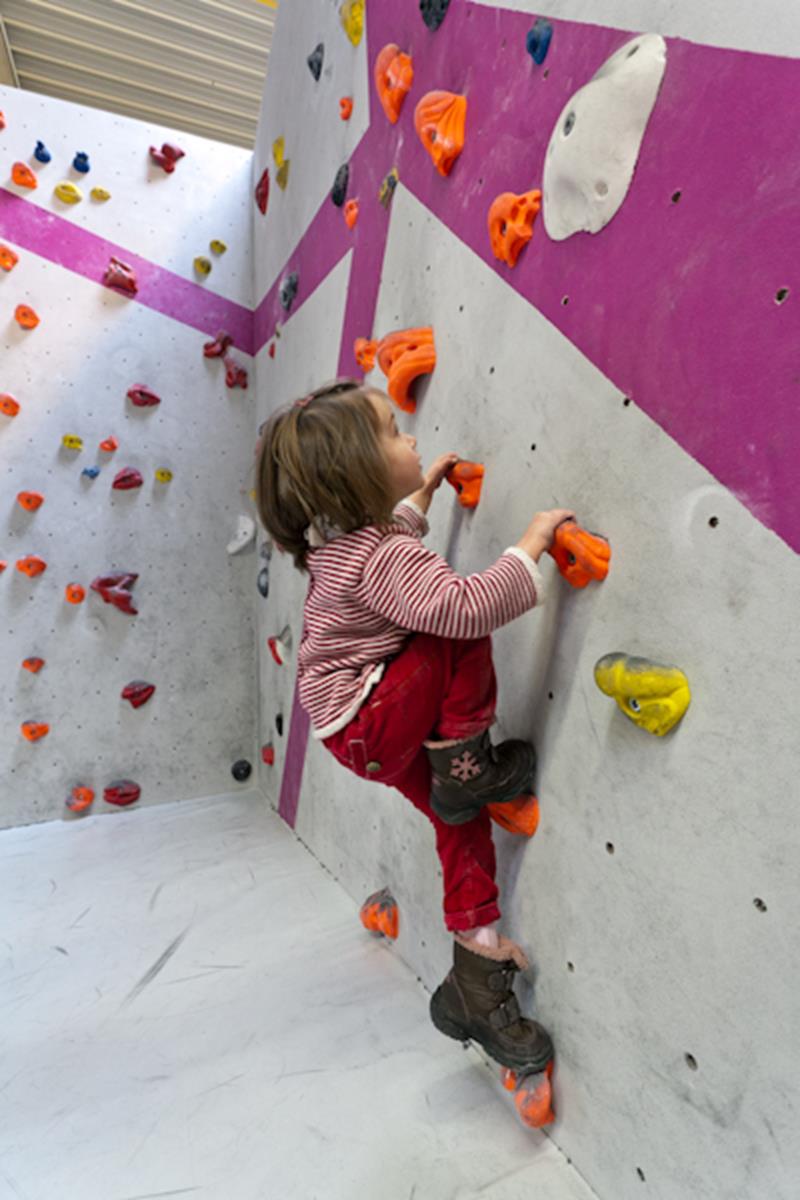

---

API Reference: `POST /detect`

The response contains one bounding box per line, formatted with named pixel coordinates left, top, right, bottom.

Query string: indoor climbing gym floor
left=0, top=793, right=597, bottom=1200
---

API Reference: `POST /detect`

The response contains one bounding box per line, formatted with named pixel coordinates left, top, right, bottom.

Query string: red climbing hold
left=121, top=680, right=156, bottom=708
left=126, top=385, right=161, bottom=407
left=262, top=743, right=275, bottom=766
left=150, top=143, right=185, bottom=173
left=112, top=467, right=143, bottom=490
left=99, top=435, right=119, bottom=452
left=224, top=354, right=248, bottom=389
left=104, top=780, right=141, bottom=807
left=255, top=167, right=270, bottom=215
left=21, top=657, right=45, bottom=674
left=104, top=256, right=138, bottom=295
left=90, top=572, right=139, bottom=615
left=203, top=330, right=233, bottom=358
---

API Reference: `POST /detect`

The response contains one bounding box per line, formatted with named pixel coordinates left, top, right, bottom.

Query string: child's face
left=370, top=392, right=424, bottom=502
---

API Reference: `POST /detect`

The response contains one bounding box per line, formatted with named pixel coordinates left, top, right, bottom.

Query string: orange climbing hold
left=21, top=721, right=49, bottom=743
left=15, top=305, right=40, bottom=330
left=339, top=96, right=353, bottom=120
left=414, top=90, right=467, bottom=176
left=548, top=520, right=611, bottom=588
left=11, top=162, right=37, bottom=189
left=359, top=887, right=399, bottom=939
left=1, top=394, right=21, bottom=418
left=22, top=657, right=45, bottom=674
left=487, top=793, right=540, bottom=837
left=354, top=337, right=378, bottom=372
left=487, top=189, right=542, bottom=267
left=446, top=460, right=484, bottom=509
left=515, top=1061, right=555, bottom=1128
left=374, top=44, right=414, bottom=124
left=343, top=198, right=359, bottom=229
left=66, top=786, right=95, bottom=814
left=0, top=244, right=19, bottom=272
left=99, top=435, right=119, bottom=452
left=65, top=583, right=85, bottom=604
left=16, top=555, right=47, bottom=578
left=376, top=327, right=436, bottom=413
left=17, top=491, right=44, bottom=512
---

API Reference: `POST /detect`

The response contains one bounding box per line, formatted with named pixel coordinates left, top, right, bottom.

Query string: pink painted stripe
left=0, top=187, right=254, bottom=354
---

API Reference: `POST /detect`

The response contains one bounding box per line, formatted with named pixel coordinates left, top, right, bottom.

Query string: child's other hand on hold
left=517, top=508, right=575, bottom=562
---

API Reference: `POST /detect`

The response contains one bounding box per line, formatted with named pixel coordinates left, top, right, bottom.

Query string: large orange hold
left=0, top=244, right=19, bottom=272
left=487, top=793, right=540, bottom=837
left=16, top=555, right=47, bottom=578
left=376, top=327, right=436, bottom=413
left=374, top=44, right=414, bottom=124
left=17, top=491, right=44, bottom=512
left=354, top=337, right=378, bottom=372
left=446, top=460, right=484, bottom=509
left=21, top=721, right=50, bottom=742
left=15, top=304, right=40, bottom=330
left=11, top=162, right=37, bottom=189
left=487, top=189, right=542, bottom=268
left=1, top=394, right=21, bottom=418
left=414, top=90, right=467, bottom=176
left=549, top=520, right=611, bottom=588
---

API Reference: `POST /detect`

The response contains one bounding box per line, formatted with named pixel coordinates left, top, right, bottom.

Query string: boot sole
left=429, top=985, right=554, bottom=1074
left=429, top=744, right=537, bottom=825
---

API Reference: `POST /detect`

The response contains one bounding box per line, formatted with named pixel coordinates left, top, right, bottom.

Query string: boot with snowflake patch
left=425, top=729, right=536, bottom=825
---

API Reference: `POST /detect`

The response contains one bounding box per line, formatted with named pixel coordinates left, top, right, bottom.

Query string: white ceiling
left=0, top=0, right=276, bottom=147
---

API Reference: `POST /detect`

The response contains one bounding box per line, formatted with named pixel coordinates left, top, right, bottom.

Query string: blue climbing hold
left=526, top=19, right=553, bottom=66
left=82, top=466, right=100, bottom=479
left=34, top=141, right=52, bottom=164
left=73, top=151, right=91, bottom=173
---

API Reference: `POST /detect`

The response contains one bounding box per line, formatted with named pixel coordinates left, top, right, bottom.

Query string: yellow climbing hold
left=272, top=137, right=285, bottom=167
left=54, top=181, right=83, bottom=204
left=90, top=187, right=111, bottom=202
left=210, top=239, right=228, bottom=255
left=340, top=0, right=364, bottom=46
left=276, top=160, right=290, bottom=190
left=594, top=653, right=691, bottom=737
left=155, top=468, right=173, bottom=483
left=194, top=256, right=212, bottom=277
left=62, top=434, right=84, bottom=450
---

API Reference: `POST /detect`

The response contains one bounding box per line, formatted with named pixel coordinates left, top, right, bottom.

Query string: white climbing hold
left=227, top=515, right=256, bottom=556
left=542, top=34, right=667, bottom=241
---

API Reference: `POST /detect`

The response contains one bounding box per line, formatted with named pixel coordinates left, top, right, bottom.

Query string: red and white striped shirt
left=298, top=500, right=544, bottom=738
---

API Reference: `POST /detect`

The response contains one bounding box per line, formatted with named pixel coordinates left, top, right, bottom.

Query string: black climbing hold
left=257, top=567, right=270, bottom=599
left=275, top=713, right=284, bottom=736
left=232, top=759, right=252, bottom=782
left=280, top=272, right=299, bottom=312
left=331, top=163, right=349, bottom=207
left=307, top=43, right=324, bottom=81
left=420, top=0, right=450, bottom=31
left=526, top=18, right=553, bottom=65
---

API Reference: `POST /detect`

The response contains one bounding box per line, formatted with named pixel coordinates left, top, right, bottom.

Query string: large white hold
left=542, top=33, right=667, bottom=240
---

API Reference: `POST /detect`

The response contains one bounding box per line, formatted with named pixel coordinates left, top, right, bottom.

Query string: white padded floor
left=1, top=793, right=598, bottom=1200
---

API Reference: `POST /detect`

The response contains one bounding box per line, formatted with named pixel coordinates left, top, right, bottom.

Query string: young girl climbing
left=254, top=378, right=573, bottom=1080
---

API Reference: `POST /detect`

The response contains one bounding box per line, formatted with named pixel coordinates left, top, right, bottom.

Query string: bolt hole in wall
left=605, top=842, right=615, bottom=855
left=567, top=961, right=575, bottom=972
left=637, top=1167, right=646, bottom=1182
left=685, top=1053, right=698, bottom=1071
left=754, top=897, right=768, bottom=912
left=671, top=190, right=682, bottom=203
left=775, top=287, right=790, bottom=304
left=708, top=516, right=719, bottom=527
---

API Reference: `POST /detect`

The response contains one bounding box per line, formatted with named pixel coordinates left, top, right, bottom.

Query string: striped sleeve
left=391, top=499, right=429, bottom=538
left=360, top=535, right=543, bottom=639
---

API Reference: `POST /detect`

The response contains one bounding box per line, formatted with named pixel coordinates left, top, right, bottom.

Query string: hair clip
left=295, top=394, right=313, bottom=408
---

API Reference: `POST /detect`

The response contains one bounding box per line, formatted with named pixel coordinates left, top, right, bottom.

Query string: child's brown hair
left=254, top=379, right=395, bottom=571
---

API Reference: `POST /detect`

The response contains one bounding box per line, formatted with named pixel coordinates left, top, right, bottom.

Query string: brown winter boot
left=425, top=730, right=536, bottom=824
left=429, top=935, right=554, bottom=1072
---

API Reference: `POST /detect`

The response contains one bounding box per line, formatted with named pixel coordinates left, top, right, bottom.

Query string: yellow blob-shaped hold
left=594, top=653, right=691, bottom=737
left=272, top=137, right=285, bottom=167
left=62, top=434, right=84, bottom=450
left=194, top=256, right=212, bottom=277
left=91, top=186, right=111, bottom=201
left=210, top=239, right=228, bottom=255
left=54, top=181, right=83, bottom=204
left=155, top=468, right=173, bottom=483
left=340, top=0, right=364, bottom=46
left=276, top=160, right=290, bottom=190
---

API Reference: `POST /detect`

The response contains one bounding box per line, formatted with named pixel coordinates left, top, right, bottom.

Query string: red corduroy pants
left=323, top=633, right=500, bottom=932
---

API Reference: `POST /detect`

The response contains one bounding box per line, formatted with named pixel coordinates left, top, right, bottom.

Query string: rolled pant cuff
left=445, top=899, right=501, bottom=933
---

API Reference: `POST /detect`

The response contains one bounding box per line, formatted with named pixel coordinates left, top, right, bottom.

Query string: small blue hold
left=82, top=466, right=100, bottom=479
left=34, top=141, right=52, bottom=164
left=526, top=18, right=553, bottom=66
left=73, top=151, right=91, bottom=173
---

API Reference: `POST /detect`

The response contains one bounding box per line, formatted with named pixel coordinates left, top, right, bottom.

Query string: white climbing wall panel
left=1, top=85, right=257, bottom=828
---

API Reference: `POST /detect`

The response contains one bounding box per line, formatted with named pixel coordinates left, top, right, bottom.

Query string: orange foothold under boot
left=12, top=162, right=37, bottom=189
left=548, top=520, right=611, bottom=588
left=374, top=44, right=414, bottom=124
left=501, top=1060, right=555, bottom=1128
left=376, top=326, right=436, bottom=413
left=15, top=305, right=40, bottom=330
left=354, top=336, right=378, bottom=372
left=414, top=90, right=467, bottom=176
left=488, top=189, right=542, bottom=267
left=359, top=887, right=399, bottom=940
left=487, top=793, right=540, bottom=838
left=446, top=460, right=484, bottom=509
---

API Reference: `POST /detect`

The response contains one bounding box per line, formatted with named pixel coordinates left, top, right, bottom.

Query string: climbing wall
left=252, top=2, right=800, bottom=1198
left=0, top=87, right=257, bottom=829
